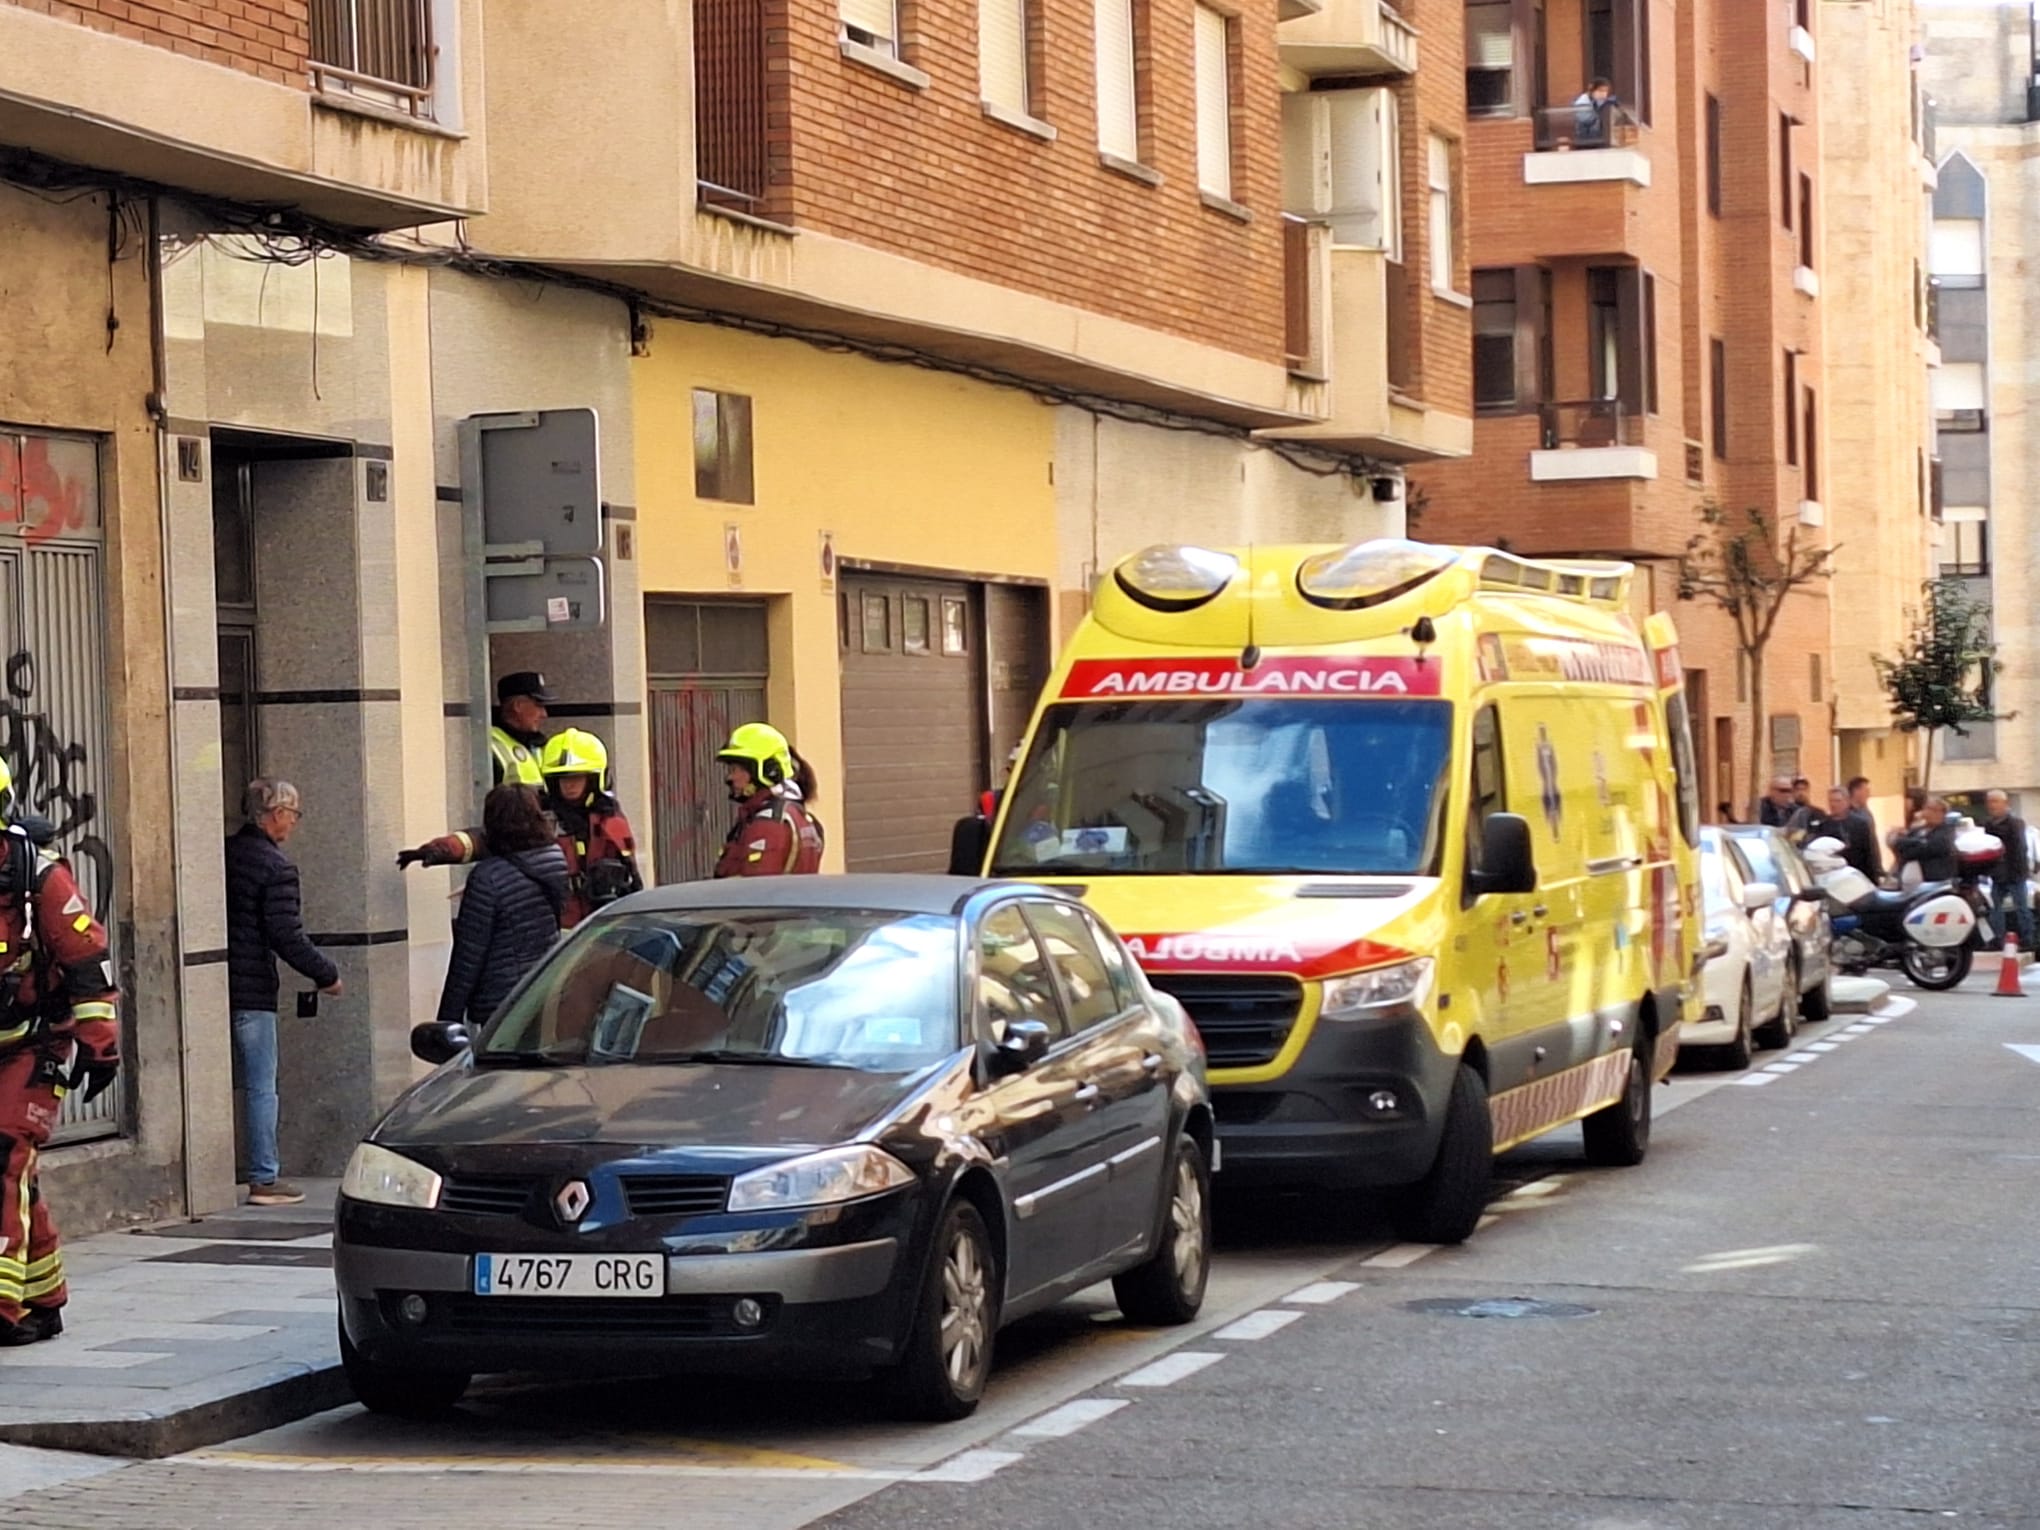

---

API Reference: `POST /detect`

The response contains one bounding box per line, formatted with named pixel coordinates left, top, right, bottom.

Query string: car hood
left=372, top=1056, right=948, bottom=1152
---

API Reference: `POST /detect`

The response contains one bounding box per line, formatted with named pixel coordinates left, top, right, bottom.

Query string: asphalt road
left=3, top=982, right=2035, bottom=1528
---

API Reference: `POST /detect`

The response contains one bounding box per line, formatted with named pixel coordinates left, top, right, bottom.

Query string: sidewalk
left=0, top=1181, right=347, bottom=1459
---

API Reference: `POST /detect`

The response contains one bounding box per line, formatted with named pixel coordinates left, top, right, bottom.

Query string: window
left=1798, top=173, right=1814, bottom=268
left=1710, top=337, right=1727, bottom=459
left=1705, top=93, right=1722, bottom=215
left=310, top=0, right=437, bottom=118
left=1810, top=651, right=1822, bottom=703
left=1428, top=134, right=1457, bottom=293
left=1466, top=0, right=1513, bottom=113
left=1784, top=350, right=1798, bottom=464
left=1589, top=267, right=1620, bottom=401
left=1473, top=270, right=1518, bottom=409
left=692, top=389, right=755, bottom=505
left=1642, top=271, right=1658, bottom=414
left=840, top=0, right=900, bottom=54
left=1802, top=385, right=1818, bottom=500
left=861, top=592, right=891, bottom=651
left=978, top=904, right=1069, bottom=1042
left=1930, top=219, right=1983, bottom=285
left=1081, top=908, right=1143, bottom=1013
left=902, top=595, right=931, bottom=654
left=1933, top=361, right=1986, bottom=419
left=1779, top=113, right=1793, bottom=229
left=1941, top=515, right=1989, bottom=576
left=981, top=0, right=1032, bottom=117
left=1194, top=5, right=1233, bottom=198
left=1465, top=704, right=1507, bottom=890
left=1023, top=900, right=1126, bottom=1032
left=941, top=596, right=969, bottom=655
left=1094, top=0, right=1139, bottom=160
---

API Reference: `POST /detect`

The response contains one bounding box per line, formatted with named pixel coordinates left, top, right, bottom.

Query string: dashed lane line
left=1118, top=1351, right=1225, bottom=1388
left=1009, top=1399, right=1129, bottom=1439
left=1212, top=1309, right=1304, bottom=1341
left=1359, top=1242, right=1438, bottom=1269
left=1282, top=1280, right=1359, bottom=1305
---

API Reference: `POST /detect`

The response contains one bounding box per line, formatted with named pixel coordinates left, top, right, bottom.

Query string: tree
left=1677, top=505, right=1837, bottom=818
left=1874, top=578, right=2010, bottom=788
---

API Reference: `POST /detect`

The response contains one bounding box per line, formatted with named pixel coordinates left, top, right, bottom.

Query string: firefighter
left=0, top=759, right=119, bottom=1346
left=488, top=671, right=553, bottom=788
left=714, top=723, right=824, bottom=878
left=538, top=729, right=643, bottom=925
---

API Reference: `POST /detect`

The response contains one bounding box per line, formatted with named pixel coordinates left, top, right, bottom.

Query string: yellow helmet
left=717, top=722, right=794, bottom=787
left=0, top=755, right=13, bottom=815
left=540, top=728, right=610, bottom=790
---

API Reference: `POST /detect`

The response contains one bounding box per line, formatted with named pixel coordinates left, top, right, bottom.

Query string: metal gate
left=646, top=600, right=770, bottom=885
left=0, top=432, right=117, bottom=1142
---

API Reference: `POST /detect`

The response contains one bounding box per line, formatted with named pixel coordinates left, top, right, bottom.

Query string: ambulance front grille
left=1147, top=975, right=1302, bottom=1069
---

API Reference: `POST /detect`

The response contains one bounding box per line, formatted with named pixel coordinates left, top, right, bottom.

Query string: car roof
left=608, top=874, right=1061, bottom=920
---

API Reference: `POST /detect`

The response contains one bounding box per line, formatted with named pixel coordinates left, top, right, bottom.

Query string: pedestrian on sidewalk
left=1845, top=776, right=1884, bottom=880
left=0, top=759, right=120, bottom=1346
left=1983, top=790, right=2033, bottom=948
left=225, top=780, right=341, bottom=1208
left=435, top=785, right=568, bottom=1029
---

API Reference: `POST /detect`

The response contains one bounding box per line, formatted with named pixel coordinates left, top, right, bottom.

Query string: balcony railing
left=695, top=0, right=771, bottom=211
left=1538, top=398, right=1642, bottom=449
left=1531, top=102, right=1641, bottom=153
left=310, top=0, right=435, bottom=116
left=1384, top=256, right=1413, bottom=393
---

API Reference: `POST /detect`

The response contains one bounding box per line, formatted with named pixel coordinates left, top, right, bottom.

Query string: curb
left=0, top=1361, right=350, bottom=1460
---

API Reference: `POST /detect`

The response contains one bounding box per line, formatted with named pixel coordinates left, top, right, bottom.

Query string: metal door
left=645, top=599, right=770, bottom=884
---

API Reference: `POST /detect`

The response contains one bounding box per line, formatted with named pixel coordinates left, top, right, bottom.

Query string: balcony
left=1529, top=400, right=1657, bottom=481
left=1524, top=105, right=1650, bottom=186
left=1261, top=247, right=1473, bottom=461
left=1279, top=0, right=1418, bottom=79
left=0, top=0, right=480, bottom=229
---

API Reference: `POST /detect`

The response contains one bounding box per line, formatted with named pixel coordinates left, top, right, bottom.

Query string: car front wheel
left=882, top=1199, right=999, bottom=1422
left=338, top=1318, right=470, bottom=1418
left=1112, top=1133, right=1212, bottom=1326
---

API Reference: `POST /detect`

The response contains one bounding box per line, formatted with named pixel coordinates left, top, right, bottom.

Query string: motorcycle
left=1804, top=835, right=1992, bottom=991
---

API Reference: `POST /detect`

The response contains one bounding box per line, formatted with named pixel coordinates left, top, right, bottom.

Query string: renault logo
left=554, top=1180, right=591, bottom=1224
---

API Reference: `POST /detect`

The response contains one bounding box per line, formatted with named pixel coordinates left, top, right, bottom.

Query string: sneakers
left=246, top=1181, right=306, bottom=1206
left=0, top=1307, right=63, bottom=1346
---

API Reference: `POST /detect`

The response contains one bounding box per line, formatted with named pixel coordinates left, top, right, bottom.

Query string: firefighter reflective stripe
left=454, top=832, right=476, bottom=860
left=70, top=1002, right=115, bottom=1022
left=489, top=729, right=544, bottom=787
left=0, top=1019, right=30, bottom=1047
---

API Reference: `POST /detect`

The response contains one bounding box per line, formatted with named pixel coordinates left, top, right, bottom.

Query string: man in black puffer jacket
left=224, top=780, right=340, bottom=1208
left=437, top=785, right=570, bottom=1029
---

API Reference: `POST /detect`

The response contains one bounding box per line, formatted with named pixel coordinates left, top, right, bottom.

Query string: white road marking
left=1360, top=1243, right=1438, bottom=1268
left=1213, top=1309, right=1303, bottom=1341
left=1507, top=1177, right=1566, bottom=1198
left=1734, top=1072, right=1779, bottom=1086
left=1785, top=1051, right=1822, bottom=1062
left=1806, top=1041, right=1840, bottom=1052
left=1283, top=1281, right=1359, bottom=1305
left=1763, top=1062, right=1800, bottom=1073
left=910, top=1450, right=1025, bottom=1483
left=1843, top=1024, right=1875, bottom=1035
left=1010, top=1399, right=1128, bottom=1439
left=1873, top=996, right=1917, bottom=1020
left=2003, top=1043, right=2040, bottom=1066
left=1119, top=1351, right=1225, bottom=1388
left=1683, top=1242, right=1817, bottom=1274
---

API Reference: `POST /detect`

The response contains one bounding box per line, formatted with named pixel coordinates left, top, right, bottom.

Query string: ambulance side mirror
left=1472, top=814, right=1538, bottom=897
left=949, top=815, right=992, bottom=876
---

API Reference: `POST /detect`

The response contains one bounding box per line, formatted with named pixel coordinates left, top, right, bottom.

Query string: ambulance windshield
left=990, top=699, right=1452, bottom=877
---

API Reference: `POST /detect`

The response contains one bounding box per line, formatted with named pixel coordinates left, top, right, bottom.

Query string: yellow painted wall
left=634, top=319, right=1058, bottom=866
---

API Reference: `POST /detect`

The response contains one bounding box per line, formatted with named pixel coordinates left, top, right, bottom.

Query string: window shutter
left=981, top=0, right=1029, bottom=113
left=840, top=0, right=896, bottom=47
left=1195, top=5, right=1231, bottom=196
left=1095, top=0, right=1138, bottom=159
left=1281, top=93, right=1327, bottom=214
left=1323, top=89, right=1388, bottom=248
left=1466, top=1, right=1513, bottom=66
left=1930, top=219, right=1983, bottom=279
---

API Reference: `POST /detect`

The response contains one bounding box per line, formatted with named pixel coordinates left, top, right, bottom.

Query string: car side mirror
left=988, top=1018, right=1053, bottom=1076
left=410, top=1021, right=471, bottom=1066
left=1741, top=881, right=1781, bottom=912
left=948, top=814, right=992, bottom=877
left=1471, top=813, right=1538, bottom=896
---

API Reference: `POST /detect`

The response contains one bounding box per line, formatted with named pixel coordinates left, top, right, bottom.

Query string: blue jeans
left=1992, top=879, right=2035, bottom=948
left=231, top=1009, right=280, bottom=1185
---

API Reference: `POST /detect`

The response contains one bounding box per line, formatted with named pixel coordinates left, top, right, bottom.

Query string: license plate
left=472, top=1253, right=664, bottom=1298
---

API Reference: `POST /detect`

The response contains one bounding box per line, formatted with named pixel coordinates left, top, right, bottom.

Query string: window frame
left=1427, top=133, right=1458, bottom=295
left=1705, top=92, right=1722, bottom=216
left=691, top=388, right=756, bottom=506
left=1784, top=350, right=1799, bottom=465
left=1709, top=337, right=1728, bottom=460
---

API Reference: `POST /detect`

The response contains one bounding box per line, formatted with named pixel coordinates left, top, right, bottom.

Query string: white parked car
left=1685, top=826, right=1794, bottom=1069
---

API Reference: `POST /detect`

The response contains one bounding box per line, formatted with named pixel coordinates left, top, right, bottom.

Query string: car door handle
left=1509, top=911, right=1529, bottom=925
left=1072, top=1083, right=1102, bottom=1106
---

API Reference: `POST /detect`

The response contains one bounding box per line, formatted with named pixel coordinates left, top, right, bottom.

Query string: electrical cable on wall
left=0, top=148, right=1398, bottom=485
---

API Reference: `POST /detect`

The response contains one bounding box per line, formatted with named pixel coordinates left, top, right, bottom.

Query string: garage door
left=840, top=575, right=986, bottom=873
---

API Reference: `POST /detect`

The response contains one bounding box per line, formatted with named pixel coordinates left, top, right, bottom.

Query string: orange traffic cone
left=1994, top=935, right=2024, bottom=997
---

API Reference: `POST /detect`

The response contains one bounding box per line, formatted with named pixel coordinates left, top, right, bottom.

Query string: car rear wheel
left=1758, top=960, right=1799, bottom=1049
left=1112, top=1133, right=1211, bottom=1327
left=1580, top=1036, right=1652, bottom=1168
left=1393, top=1063, right=1492, bottom=1245
left=1801, top=960, right=1833, bottom=1021
left=338, top=1318, right=470, bottom=1418
left=1717, top=980, right=1755, bottom=1071
left=882, top=1199, right=998, bottom=1422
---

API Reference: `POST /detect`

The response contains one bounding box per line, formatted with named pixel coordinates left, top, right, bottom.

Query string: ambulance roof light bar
left=1295, top=539, right=1458, bottom=611
left=1114, top=544, right=1241, bottom=612
left=1476, top=551, right=1631, bottom=606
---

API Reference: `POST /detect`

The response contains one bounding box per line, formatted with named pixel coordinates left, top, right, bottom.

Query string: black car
left=335, top=875, right=1214, bottom=1421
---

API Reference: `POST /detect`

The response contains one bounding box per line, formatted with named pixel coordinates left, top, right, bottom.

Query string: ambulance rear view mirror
left=1472, top=814, right=1538, bottom=897
left=949, top=815, right=992, bottom=876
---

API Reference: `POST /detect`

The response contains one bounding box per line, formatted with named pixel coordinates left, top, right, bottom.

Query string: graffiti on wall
left=0, top=437, right=98, bottom=547
left=0, top=651, right=112, bottom=922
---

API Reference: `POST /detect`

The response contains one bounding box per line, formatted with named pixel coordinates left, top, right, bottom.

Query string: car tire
left=1112, top=1133, right=1212, bottom=1327
left=1800, top=962, right=1833, bottom=1022
left=338, top=1317, right=470, bottom=1419
left=1580, top=1036, right=1652, bottom=1168
left=1717, top=980, right=1754, bottom=1071
left=1757, top=960, right=1799, bottom=1049
left=1393, top=1063, right=1492, bottom=1246
left=881, top=1199, right=999, bottom=1423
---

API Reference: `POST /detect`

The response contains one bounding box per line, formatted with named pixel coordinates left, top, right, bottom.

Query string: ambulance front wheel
left=1392, top=1063, right=1492, bottom=1245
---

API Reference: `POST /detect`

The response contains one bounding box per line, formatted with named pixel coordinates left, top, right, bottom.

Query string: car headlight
left=727, top=1145, right=916, bottom=1213
left=1320, top=958, right=1433, bottom=1020
left=340, top=1142, right=443, bottom=1210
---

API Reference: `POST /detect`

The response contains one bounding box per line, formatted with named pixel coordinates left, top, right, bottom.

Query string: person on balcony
left=1573, top=78, right=1618, bottom=147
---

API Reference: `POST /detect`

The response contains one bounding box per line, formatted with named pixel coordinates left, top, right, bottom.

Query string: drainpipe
left=144, top=196, right=198, bottom=1220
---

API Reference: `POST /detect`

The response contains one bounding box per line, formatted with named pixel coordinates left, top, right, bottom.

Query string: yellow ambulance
left=969, top=539, right=1702, bottom=1243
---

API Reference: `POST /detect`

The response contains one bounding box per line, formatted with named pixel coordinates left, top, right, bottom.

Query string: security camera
left=1370, top=476, right=1404, bottom=503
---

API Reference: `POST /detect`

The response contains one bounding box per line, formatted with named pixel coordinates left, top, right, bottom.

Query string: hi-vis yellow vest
left=489, top=727, right=543, bottom=787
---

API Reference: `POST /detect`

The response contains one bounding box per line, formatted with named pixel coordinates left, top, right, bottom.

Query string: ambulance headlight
left=1114, top=545, right=1239, bottom=612
left=1320, top=958, right=1434, bottom=1020
left=1297, top=539, right=1456, bottom=611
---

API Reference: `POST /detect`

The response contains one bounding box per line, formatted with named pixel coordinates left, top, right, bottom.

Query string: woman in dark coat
left=436, top=785, right=569, bottom=1028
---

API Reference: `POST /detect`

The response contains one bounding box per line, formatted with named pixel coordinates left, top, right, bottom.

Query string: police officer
left=489, top=671, right=553, bottom=787
left=714, top=723, right=824, bottom=878
left=0, top=760, right=119, bottom=1345
left=539, top=729, right=643, bottom=925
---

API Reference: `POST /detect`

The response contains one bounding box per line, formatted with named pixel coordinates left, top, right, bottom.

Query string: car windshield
left=1700, top=839, right=1734, bottom=917
left=477, top=909, right=962, bottom=1070
left=990, top=698, right=1453, bottom=876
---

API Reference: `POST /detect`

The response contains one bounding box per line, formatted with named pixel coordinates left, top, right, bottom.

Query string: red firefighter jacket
left=0, top=834, right=118, bottom=1065
left=714, top=791, right=824, bottom=878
